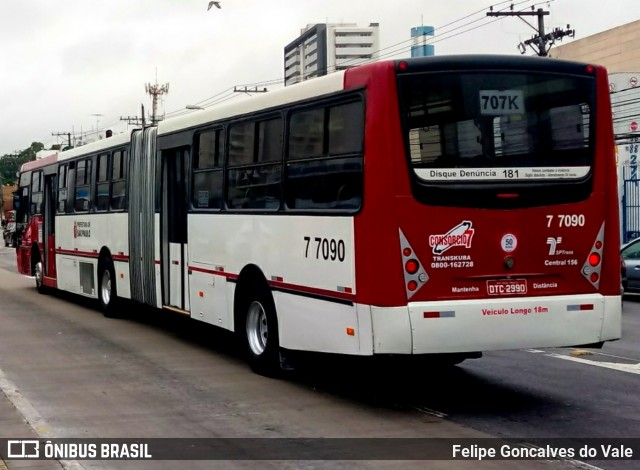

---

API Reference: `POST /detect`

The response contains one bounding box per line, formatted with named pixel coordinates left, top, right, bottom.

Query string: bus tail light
left=399, top=229, right=429, bottom=300
left=405, top=259, right=419, bottom=274
left=582, top=223, right=604, bottom=289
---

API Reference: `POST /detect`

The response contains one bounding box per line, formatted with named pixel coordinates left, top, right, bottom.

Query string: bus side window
left=75, top=158, right=92, bottom=212
left=18, top=186, right=29, bottom=223
left=226, top=117, right=282, bottom=210
left=192, top=129, right=223, bottom=209
left=110, top=150, right=127, bottom=211
left=30, top=171, right=43, bottom=215
left=95, top=152, right=110, bottom=212
left=57, top=164, right=69, bottom=213
left=286, top=100, right=363, bottom=211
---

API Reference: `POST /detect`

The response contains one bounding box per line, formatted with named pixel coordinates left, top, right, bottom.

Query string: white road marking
left=520, top=444, right=605, bottom=470
left=526, top=349, right=640, bottom=375
left=408, top=404, right=448, bottom=418
left=547, top=353, right=640, bottom=374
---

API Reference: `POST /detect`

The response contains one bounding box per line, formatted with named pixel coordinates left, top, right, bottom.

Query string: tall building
left=411, top=26, right=435, bottom=57
left=284, top=23, right=380, bottom=86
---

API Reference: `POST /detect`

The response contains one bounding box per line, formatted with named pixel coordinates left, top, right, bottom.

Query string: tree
left=0, top=142, right=44, bottom=185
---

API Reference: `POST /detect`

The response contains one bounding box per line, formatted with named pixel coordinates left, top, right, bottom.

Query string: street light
left=91, top=113, right=103, bottom=134
left=185, top=105, right=204, bottom=110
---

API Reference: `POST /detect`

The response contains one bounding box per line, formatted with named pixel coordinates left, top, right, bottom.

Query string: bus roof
left=158, top=70, right=346, bottom=136
left=393, top=54, right=600, bottom=75
left=57, top=131, right=132, bottom=163
left=20, top=153, right=58, bottom=172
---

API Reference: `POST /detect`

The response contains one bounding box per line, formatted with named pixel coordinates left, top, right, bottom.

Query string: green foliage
left=0, top=142, right=44, bottom=185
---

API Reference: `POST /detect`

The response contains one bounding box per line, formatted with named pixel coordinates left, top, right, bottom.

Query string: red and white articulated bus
left=16, top=55, right=621, bottom=375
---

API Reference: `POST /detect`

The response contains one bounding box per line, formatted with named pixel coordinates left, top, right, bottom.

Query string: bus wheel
left=243, top=287, right=280, bottom=376
left=34, top=259, right=47, bottom=294
left=99, top=258, right=119, bottom=318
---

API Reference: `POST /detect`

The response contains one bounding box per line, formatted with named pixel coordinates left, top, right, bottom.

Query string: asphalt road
left=0, top=246, right=637, bottom=469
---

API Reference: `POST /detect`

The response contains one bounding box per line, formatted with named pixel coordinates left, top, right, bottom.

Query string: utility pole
left=52, top=132, right=72, bottom=149
left=487, top=5, right=574, bottom=57
left=145, top=81, right=169, bottom=125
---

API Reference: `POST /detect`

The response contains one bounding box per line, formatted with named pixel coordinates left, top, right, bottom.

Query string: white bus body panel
left=371, top=294, right=621, bottom=354
left=55, top=257, right=86, bottom=295
left=190, top=269, right=231, bottom=329
left=169, top=242, right=182, bottom=307
left=114, top=260, right=131, bottom=300
left=275, top=292, right=360, bottom=353
left=183, top=244, right=190, bottom=312
left=55, top=213, right=130, bottom=299
left=188, top=214, right=354, bottom=291
left=187, top=214, right=356, bottom=350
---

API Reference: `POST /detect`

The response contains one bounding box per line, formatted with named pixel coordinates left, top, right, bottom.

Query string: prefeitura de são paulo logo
left=429, top=221, right=475, bottom=255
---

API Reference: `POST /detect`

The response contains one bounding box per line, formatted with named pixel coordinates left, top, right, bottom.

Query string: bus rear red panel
left=393, top=197, right=611, bottom=303
left=348, top=57, right=620, bottom=309
left=345, top=61, right=409, bottom=307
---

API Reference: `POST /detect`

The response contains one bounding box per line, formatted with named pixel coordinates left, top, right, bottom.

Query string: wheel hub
left=246, top=301, right=268, bottom=356
left=101, top=270, right=111, bottom=305
left=35, top=261, right=43, bottom=287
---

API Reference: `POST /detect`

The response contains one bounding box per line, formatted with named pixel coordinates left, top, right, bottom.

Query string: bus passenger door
left=161, top=148, right=189, bottom=311
left=43, top=174, right=57, bottom=280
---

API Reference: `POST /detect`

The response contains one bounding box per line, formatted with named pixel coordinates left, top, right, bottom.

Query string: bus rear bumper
left=370, top=294, right=622, bottom=355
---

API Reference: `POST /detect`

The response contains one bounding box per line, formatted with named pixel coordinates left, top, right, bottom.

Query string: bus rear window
left=398, top=72, right=594, bottom=183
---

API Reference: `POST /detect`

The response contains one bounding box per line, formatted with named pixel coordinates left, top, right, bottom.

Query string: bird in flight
left=208, top=1, right=221, bottom=10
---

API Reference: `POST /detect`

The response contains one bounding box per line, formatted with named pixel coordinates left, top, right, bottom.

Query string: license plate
left=486, top=279, right=528, bottom=296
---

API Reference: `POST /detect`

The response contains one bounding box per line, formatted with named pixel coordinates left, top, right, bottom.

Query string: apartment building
left=284, top=23, right=380, bottom=86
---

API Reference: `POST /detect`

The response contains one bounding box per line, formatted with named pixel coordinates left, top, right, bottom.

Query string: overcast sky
left=1, top=0, right=638, bottom=154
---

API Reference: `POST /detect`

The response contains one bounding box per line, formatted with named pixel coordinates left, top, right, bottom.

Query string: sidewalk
left=0, top=389, right=62, bottom=470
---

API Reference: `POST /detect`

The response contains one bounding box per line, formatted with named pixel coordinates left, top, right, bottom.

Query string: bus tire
left=99, top=258, right=119, bottom=318
left=242, top=286, right=281, bottom=377
left=34, top=254, right=48, bottom=295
